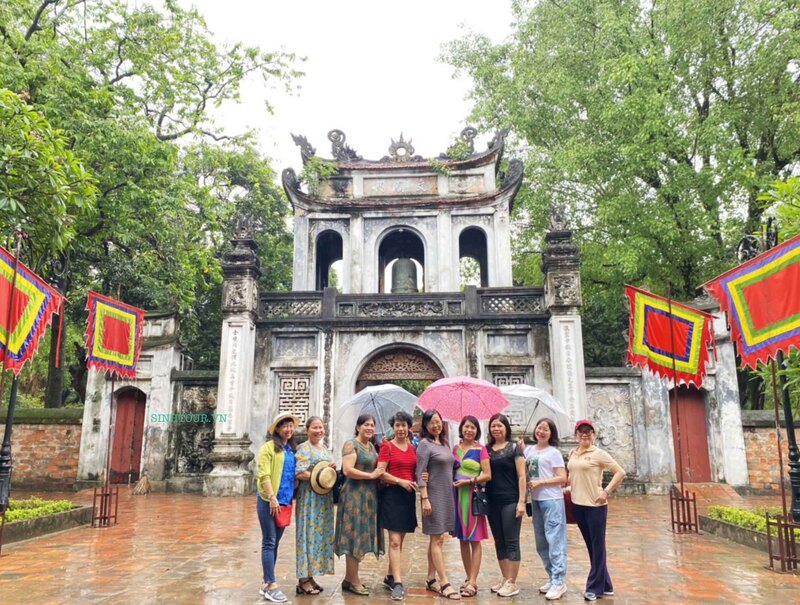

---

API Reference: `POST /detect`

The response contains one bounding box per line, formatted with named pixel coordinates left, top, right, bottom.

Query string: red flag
left=0, top=246, right=64, bottom=375
left=85, top=291, right=144, bottom=379
left=704, top=233, right=800, bottom=369
left=625, top=285, right=715, bottom=387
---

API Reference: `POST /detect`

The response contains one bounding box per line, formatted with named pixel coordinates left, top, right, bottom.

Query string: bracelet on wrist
left=421, top=496, right=429, bottom=500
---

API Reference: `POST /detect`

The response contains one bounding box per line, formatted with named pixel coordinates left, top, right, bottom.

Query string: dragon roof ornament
left=289, top=127, right=507, bottom=166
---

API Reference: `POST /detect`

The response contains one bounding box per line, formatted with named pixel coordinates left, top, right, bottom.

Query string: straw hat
left=310, top=461, right=338, bottom=496
left=269, top=412, right=300, bottom=435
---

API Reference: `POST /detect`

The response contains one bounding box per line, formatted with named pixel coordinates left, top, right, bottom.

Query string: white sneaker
left=539, top=582, right=552, bottom=594
left=545, top=584, right=567, bottom=600
left=498, top=582, right=519, bottom=597
left=490, top=578, right=507, bottom=593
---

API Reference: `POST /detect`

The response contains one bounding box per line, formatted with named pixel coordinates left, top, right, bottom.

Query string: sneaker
left=391, top=583, right=405, bottom=600
left=497, top=582, right=520, bottom=597
left=263, top=588, right=288, bottom=603
left=383, top=575, right=396, bottom=590
left=584, top=592, right=598, bottom=602
left=604, top=591, right=615, bottom=596
left=539, top=582, right=552, bottom=594
left=545, top=584, right=567, bottom=600
left=490, top=578, right=507, bottom=593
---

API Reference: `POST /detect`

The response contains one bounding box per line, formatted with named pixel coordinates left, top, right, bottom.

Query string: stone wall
left=741, top=410, right=800, bottom=491
left=1, top=408, right=83, bottom=489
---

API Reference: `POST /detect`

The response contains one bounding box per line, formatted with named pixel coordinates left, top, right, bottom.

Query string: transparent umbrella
left=334, top=384, right=418, bottom=452
left=499, top=384, right=570, bottom=439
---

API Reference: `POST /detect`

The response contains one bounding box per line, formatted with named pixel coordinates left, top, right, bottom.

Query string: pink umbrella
left=417, top=376, right=509, bottom=422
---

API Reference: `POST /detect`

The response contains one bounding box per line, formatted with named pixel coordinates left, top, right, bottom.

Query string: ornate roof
left=282, top=127, right=523, bottom=212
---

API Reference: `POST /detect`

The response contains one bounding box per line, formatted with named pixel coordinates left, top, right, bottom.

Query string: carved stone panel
left=363, top=176, right=438, bottom=197
left=359, top=349, right=443, bottom=382
left=277, top=372, right=312, bottom=424
left=357, top=301, right=444, bottom=318
left=487, top=333, right=529, bottom=356
left=222, top=278, right=258, bottom=313
left=175, top=385, right=218, bottom=475
left=273, top=335, right=318, bottom=359
left=586, top=383, right=636, bottom=474
left=449, top=174, right=486, bottom=194
left=546, top=272, right=582, bottom=307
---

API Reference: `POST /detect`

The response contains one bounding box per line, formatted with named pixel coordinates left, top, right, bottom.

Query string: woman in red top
left=377, top=411, right=418, bottom=601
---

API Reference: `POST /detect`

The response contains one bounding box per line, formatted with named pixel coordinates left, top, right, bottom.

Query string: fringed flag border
left=625, top=285, right=715, bottom=387
left=0, top=246, right=64, bottom=375
left=85, top=290, right=144, bottom=379
left=704, top=233, right=800, bottom=369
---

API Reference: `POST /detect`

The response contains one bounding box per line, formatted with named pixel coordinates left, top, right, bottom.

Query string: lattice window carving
left=278, top=373, right=312, bottom=423
left=481, top=294, right=544, bottom=314
left=492, top=373, right=526, bottom=387
left=492, top=373, right=528, bottom=427
left=261, top=300, right=321, bottom=319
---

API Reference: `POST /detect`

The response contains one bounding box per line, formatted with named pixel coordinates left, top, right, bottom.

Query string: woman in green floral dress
left=295, top=416, right=336, bottom=595
left=334, top=414, right=385, bottom=595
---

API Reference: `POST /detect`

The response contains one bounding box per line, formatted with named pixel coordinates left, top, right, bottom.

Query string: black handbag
left=332, top=470, right=346, bottom=504
left=471, top=484, right=489, bottom=516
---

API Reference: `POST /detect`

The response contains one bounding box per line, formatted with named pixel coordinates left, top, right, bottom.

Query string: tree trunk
left=44, top=317, right=64, bottom=408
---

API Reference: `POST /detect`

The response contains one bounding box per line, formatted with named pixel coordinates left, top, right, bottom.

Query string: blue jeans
left=530, top=498, right=567, bottom=585
left=257, top=495, right=286, bottom=585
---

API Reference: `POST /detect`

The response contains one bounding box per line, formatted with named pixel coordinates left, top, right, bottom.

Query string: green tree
left=0, top=89, right=96, bottom=254
left=445, top=0, right=800, bottom=365
left=1, top=0, right=300, bottom=402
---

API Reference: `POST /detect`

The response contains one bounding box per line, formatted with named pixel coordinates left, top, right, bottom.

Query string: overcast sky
left=181, top=0, right=512, bottom=172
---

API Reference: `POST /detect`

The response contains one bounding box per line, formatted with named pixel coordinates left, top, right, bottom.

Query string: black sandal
left=426, top=578, right=441, bottom=593
left=310, top=578, right=324, bottom=592
left=440, top=583, right=462, bottom=600
left=296, top=580, right=321, bottom=595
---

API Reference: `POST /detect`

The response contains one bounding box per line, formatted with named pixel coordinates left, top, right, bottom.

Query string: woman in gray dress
left=417, top=409, right=461, bottom=600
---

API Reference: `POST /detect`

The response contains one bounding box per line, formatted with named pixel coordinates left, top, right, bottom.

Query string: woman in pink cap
left=566, top=419, right=626, bottom=602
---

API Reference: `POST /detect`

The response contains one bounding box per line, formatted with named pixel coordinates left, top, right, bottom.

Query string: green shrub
left=707, top=505, right=800, bottom=539
left=5, top=497, right=74, bottom=522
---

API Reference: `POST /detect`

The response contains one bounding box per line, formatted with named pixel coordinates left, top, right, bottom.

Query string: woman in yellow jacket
left=257, top=413, right=299, bottom=603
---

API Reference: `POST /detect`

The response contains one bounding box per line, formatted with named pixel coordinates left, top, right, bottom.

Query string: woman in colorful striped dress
left=452, top=415, right=492, bottom=597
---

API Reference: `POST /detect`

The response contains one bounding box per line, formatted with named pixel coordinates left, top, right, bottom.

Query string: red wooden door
left=669, top=386, right=711, bottom=483
left=110, top=389, right=146, bottom=484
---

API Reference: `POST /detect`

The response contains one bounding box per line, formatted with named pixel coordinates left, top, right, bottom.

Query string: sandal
left=310, top=578, right=324, bottom=593
left=297, top=580, right=321, bottom=595
left=426, top=578, right=441, bottom=593
left=460, top=583, right=477, bottom=598
left=440, top=583, right=462, bottom=600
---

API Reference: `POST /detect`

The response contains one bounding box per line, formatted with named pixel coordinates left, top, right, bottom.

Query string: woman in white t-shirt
left=523, top=419, right=568, bottom=601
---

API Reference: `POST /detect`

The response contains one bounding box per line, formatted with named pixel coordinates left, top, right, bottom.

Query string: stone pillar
left=543, top=209, right=587, bottom=423
left=204, top=217, right=259, bottom=496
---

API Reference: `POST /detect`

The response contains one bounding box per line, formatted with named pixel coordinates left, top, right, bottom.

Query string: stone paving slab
left=0, top=490, right=798, bottom=604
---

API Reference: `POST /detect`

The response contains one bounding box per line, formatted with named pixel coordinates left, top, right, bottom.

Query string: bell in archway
left=391, top=257, right=418, bottom=293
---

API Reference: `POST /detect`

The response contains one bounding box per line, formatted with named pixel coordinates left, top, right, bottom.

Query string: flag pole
left=666, top=282, right=686, bottom=497
left=0, top=231, right=25, bottom=555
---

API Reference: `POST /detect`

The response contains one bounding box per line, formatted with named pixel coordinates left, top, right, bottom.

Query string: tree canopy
left=445, top=0, right=800, bottom=365
left=0, top=0, right=300, bottom=403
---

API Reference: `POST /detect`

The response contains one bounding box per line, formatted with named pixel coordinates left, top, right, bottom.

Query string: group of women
left=255, top=409, right=625, bottom=603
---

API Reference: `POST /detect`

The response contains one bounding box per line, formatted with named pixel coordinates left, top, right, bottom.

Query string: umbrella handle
left=521, top=401, right=541, bottom=440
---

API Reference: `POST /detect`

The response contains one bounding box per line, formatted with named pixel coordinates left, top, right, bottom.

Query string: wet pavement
left=0, top=489, right=798, bottom=604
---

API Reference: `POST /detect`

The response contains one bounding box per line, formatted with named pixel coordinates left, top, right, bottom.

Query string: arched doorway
left=316, top=230, right=343, bottom=290
left=356, top=347, right=444, bottom=393
left=459, top=227, right=488, bottom=287
left=110, top=388, right=146, bottom=484
left=378, top=229, right=425, bottom=293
